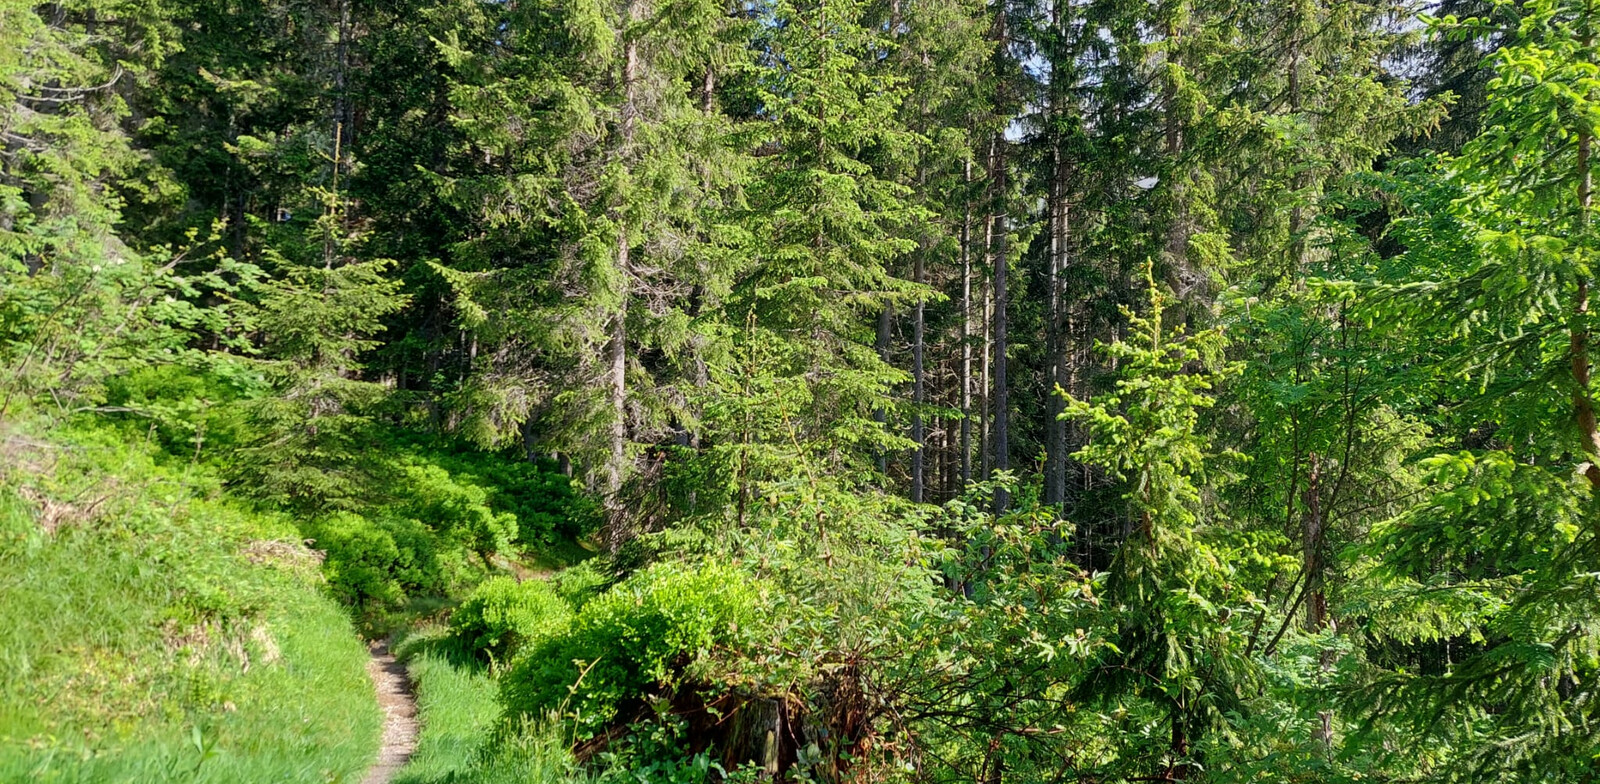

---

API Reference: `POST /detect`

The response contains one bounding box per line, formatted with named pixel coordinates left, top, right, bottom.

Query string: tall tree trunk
left=603, top=0, right=647, bottom=551
left=605, top=288, right=629, bottom=551
left=323, top=0, right=352, bottom=268
left=991, top=206, right=1009, bottom=513
left=876, top=305, right=891, bottom=476
left=332, top=0, right=352, bottom=151
left=979, top=223, right=992, bottom=481
left=1042, top=15, right=1070, bottom=515
left=1161, top=10, right=1191, bottom=314
left=911, top=250, right=926, bottom=503
left=960, top=158, right=975, bottom=487
left=987, top=0, right=1010, bottom=514
left=1300, top=452, right=1335, bottom=748
left=1574, top=8, right=1600, bottom=489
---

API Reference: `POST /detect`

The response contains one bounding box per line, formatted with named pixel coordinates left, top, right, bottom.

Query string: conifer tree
left=429, top=0, right=746, bottom=546
left=0, top=0, right=229, bottom=410
left=712, top=0, right=927, bottom=487
left=1342, top=2, right=1600, bottom=776
left=1062, top=267, right=1253, bottom=780
left=232, top=130, right=407, bottom=514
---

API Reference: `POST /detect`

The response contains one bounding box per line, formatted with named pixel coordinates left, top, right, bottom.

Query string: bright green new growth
left=499, top=561, right=757, bottom=739
left=1060, top=266, right=1252, bottom=779
left=451, top=577, right=574, bottom=662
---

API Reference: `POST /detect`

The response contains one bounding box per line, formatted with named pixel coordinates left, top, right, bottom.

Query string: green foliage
left=451, top=577, right=573, bottom=663
left=499, top=561, right=758, bottom=738
left=1313, top=3, right=1600, bottom=777
left=307, top=511, right=449, bottom=608
left=11, top=0, right=1600, bottom=781
left=390, top=457, right=520, bottom=562
left=230, top=252, right=408, bottom=515
left=0, top=417, right=379, bottom=782
left=103, top=364, right=263, bottom=459
left=549, top=560, right=612, bottom=612
left=1059, top=268, right=1256, bottom=778
left=389, top=625, right=589, bottom=784
left=587, top=710, right=717, bottom=784
left=381, top=434, right=601, bottom=547
left=90, top=365, right=592, bottom=614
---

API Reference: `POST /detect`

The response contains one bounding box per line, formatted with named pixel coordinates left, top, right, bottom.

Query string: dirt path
left=362, top=640, right=420, bottom=784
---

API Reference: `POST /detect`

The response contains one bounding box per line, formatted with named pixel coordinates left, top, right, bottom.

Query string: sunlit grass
left=393, top=627, right=584, bottom=784
left=0, top=420, right=381, bottom=783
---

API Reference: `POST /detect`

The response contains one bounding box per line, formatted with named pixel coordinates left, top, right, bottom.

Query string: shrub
left=103, top=364, right=259, bottom=460
left=499, top=561, right=759, bottom=738
left=375, top=431, right=601, bottom=546
left=388, top=458, right=518, bottom=562
left=481, top=459, right=600, bottom=545
left=302, top=454, right=537, bottom=610
left=451, top=577, right=572, bottom=661
left=549, top=560, right=610, bottom=611
left=309, top=512, right=445, bottom=607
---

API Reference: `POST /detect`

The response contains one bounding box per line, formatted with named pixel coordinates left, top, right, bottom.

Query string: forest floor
left=363, top=640, right=421, bottom=784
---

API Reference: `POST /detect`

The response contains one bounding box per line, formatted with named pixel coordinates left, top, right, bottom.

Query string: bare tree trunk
left=323, top=0, right=353, bottom=268
left=604, top=289, right=629, bottom=550
left=603, top=0, right=647, bottom=551
left=979, top=224, right=992, bottom=482
left=986, top=0, right=1010, bottom=514
left=1300, top=452, right=1337, bottom=749
left=991, top=205, right=1009, bottom=515
left=1042, top=18, right=1070, bottom=515
left=876, top=305, right=891, bottom=477
left=911, top=250, right=926, bottom=503
left=1574, top=9, right=1600, bottom=489
left=1303, top=453, right=1327, bottom=631
left=332, top=0, right=352, bottom=151
left=986, top=132, right=1009, bottom=511
left=960, top=158, right=975, bottom=488
left=1161, top=11, right=1191, bottom=314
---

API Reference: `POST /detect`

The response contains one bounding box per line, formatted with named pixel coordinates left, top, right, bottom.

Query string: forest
left=2, top=0, right=1599, bottom=781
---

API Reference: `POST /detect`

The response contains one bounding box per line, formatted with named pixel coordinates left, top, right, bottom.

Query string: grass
left=391, top=628, right=498, bottom=784
left=391, top=627, right=584, bottom=784
left=0, top=419, right=381, bottom=783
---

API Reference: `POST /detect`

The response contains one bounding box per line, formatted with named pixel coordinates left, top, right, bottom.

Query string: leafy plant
left=499, top=561, right=759, bottom=738
left=451, top=577, right=573, bottom=662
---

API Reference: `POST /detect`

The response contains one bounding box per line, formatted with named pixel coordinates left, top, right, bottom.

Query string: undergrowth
left=0, top=416, right=381, bottom=783
left=392, top=627, right=585, bottom=784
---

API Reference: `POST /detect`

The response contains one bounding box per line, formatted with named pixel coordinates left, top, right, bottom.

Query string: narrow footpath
left=362, top=640, right=420, bottom=784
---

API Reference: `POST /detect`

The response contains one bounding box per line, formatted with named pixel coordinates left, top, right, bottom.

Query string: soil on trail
left=363, top=640, right=420, bottom=784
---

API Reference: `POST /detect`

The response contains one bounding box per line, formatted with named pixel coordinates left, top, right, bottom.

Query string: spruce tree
left=428, top=0, right=746, bottom=546
left=1344, top=2, right=1600, bottom=777
left=1062, top=267, right=1254, bottom=780
left=711, top=0, right=928, bottom=489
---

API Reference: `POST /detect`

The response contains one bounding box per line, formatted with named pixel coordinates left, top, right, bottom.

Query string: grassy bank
left=391, top=627, right=583, bottom=784
left=0, top=420, right=381, bottom=783
left=392, top=628, right=500, bottom=784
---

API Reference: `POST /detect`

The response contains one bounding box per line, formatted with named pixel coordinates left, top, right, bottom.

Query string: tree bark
left=876, top=305, right=891, bottom=477
left=986, top=0, right=1010, bottom=514
left=1161, top=10, right=1192, bottom=314
left=1575, top=9, right=1600, bottom=489
left=911, top=249, right=926, bottom=503
left=1042, top=23, right=1070, bottom=516
left=960, top=158, right=975, bottom=487
left=603, top=0, right=647, bottom=551
left=991, top=207, right=1009, bottom=514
